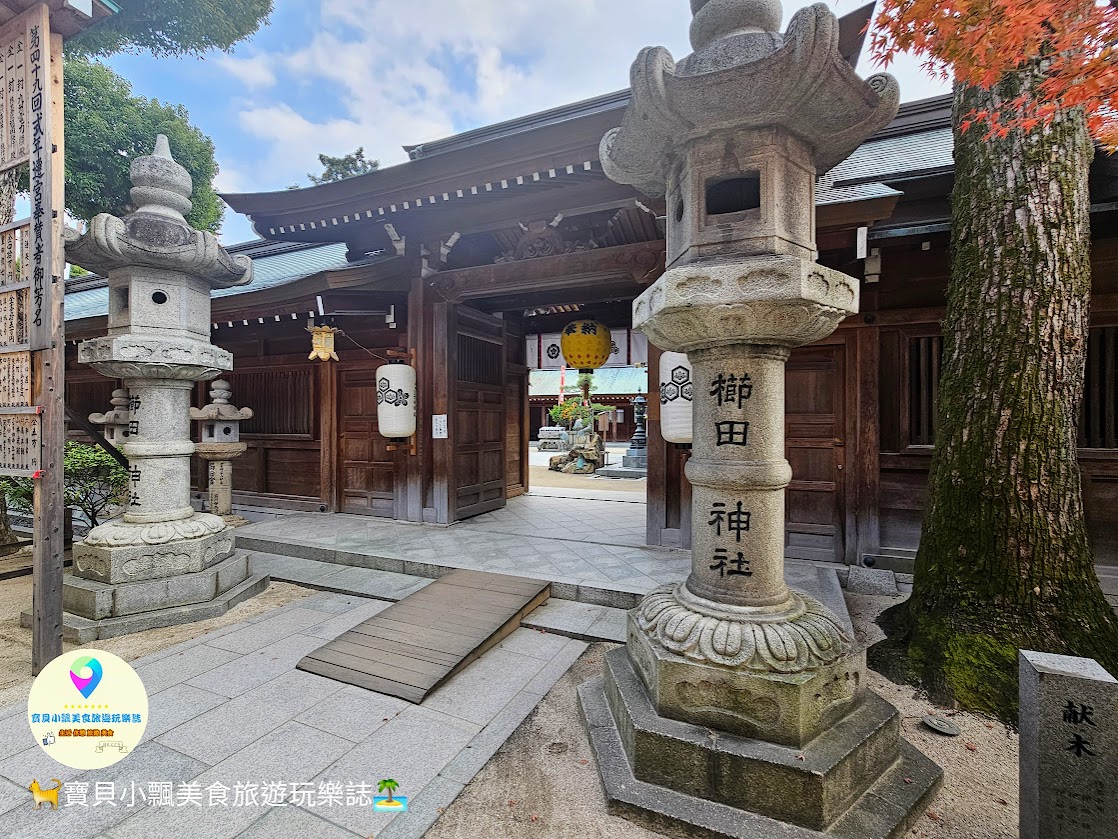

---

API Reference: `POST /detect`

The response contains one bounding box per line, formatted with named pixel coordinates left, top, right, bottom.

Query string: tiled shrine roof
left=529, top=367, right=649, bottom=398
left=64, top=240, right=350, bottom=323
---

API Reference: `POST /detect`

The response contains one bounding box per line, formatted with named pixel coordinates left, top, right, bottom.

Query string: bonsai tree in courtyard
left=2, top=443, right=128, bottom=529
left=549, top=398, right=613, bottom=430
left=871, top=0, right=1118, bottom=718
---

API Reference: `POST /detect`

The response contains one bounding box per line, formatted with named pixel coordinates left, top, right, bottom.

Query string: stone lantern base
left=580, top=646, right=942, bottom=839
left=20, top=514, right=269, bottom=642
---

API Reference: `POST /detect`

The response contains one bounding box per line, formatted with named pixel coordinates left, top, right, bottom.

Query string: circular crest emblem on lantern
left=560, top=320, right=612, bottom=373
left=659, top=351, right=693, bottom=444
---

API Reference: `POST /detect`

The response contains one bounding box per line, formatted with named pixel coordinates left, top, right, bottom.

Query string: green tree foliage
left=2, top=443, right=128, bottom=529
left=307, top=148, right=380, bottom=185
left=59, top=57, right=222, bottom=232
left=67, top=0, right=274, bottom=58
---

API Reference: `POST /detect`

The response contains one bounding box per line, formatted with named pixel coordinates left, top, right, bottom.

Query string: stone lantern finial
left=690, top=0, right=782, bottom=48
left=129, top=134, right=194, bottom=223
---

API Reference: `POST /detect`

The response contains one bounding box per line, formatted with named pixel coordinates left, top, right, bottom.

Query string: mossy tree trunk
left=896, top=74, right=1118, bottom=720
left=0, top=167, right=17, bottom=549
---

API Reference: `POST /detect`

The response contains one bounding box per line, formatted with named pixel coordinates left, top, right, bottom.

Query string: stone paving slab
left=142, top=684, right=230, bottom=743
left=522, top=599, right=629, bottom=643
left=0, top=776, right=26, bottom=818
left=184, top=633, right=331, bottom=699
left=132, top=644, right=244, bottom=695
left=0, top=595, right=590, bottom=839
left=235, top=806, right=364, bottom=838
left=107, top=722, right=355, bottom=839
left=294, top=685, right=409, bottom=743
left=2, top=742, right=207, bottom=839
left=236, top=500, right=688, bottom=598
left=158, top=668, right=346, bottom=766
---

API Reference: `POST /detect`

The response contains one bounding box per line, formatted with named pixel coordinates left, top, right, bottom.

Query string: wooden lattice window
left=220, top=369, right=314, bottom=437
left=457, top=334, right=503, bottom=385
left=1081, top=326, right=1118, bottom=449
left=909, top=335, right=943, bottom=446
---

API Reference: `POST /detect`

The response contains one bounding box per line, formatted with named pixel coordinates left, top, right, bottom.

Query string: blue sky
left=100, top=0, right=949, bottom=245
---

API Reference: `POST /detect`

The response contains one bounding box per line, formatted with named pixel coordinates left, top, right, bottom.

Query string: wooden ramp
left=296, top=569, right=550, bottom=703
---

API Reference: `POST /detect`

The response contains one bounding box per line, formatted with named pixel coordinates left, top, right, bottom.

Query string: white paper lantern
left=659, top=351, right=693, bottom=444
left=376, top=364, right=417, bottom=439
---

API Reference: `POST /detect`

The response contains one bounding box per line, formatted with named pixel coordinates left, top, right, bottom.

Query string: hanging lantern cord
left=336, top=329, right=394, bottom=364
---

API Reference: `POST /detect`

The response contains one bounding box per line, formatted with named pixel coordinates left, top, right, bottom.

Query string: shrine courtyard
left=0, top=493, right=1016, bottom=839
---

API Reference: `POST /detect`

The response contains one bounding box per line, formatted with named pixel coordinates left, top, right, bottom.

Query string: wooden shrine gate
left=443, top=306, right=507, bottom=521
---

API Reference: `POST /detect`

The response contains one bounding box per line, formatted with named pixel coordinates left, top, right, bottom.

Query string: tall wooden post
left=0, top=5, right=65, bottom=675
left=31, top=24, right=65, bottom=674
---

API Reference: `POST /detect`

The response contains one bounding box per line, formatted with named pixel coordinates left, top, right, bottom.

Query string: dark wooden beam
left=429, top=241, right=666, bottom=304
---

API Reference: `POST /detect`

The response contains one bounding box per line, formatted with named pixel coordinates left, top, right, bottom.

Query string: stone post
left=1020, top=651, right=1118, bottom=839
left=53, top=136, right=269, bottom=641
left=192, top=380, right=253, bottom=527
left=578, top=4, right=942, bottom=837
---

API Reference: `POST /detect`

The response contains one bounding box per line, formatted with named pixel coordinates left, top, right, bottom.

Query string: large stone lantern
left=579, top=3, right=942, bottom=837
left=57, top=136, right=269, bottom=640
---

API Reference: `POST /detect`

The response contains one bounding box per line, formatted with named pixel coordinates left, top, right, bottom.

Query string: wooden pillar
left=854, top=322, right=882, bottom=563
left=404, top=276, right=429, bottom=522
left=31, top=28, right=65, bottom=674
left=646, top=342, right=693, bottom=548
left=431, top=301, right=455, bottom=524
left=317, top=358, right=338, bottom=513
left=646, top=344, right=668, bottom=546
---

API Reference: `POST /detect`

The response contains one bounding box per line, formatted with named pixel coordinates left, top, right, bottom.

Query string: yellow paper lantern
left=308, top=325, right=340, bottom=362
left=560, top=320, right=612, bottom=373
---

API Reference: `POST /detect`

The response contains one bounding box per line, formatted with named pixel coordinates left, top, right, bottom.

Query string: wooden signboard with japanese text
left=0, top=4, right=58, bottom=485
left=0, top=3, right=65, bottom=676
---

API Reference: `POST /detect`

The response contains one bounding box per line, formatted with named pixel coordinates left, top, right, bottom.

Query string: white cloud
left=213, top=0, right=950, bottom=230
left=214, top=54, right=277, bottom=90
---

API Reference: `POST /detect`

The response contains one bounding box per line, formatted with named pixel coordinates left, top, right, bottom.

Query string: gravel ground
left=429, top=592, right=1019, bottom=839
left=0, top=574, right=311, bottom=710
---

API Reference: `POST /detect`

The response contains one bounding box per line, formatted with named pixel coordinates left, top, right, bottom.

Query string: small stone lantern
left=191, top=380, right=253, bottom=527
left=88, top=388, right=132, bottom=445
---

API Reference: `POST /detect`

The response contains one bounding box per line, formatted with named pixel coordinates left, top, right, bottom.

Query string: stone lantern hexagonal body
left=580, top=4, right=942, bottom=837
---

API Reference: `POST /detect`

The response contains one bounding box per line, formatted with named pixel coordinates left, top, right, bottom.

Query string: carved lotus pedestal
left=628, top=584, right=863, bottom=748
